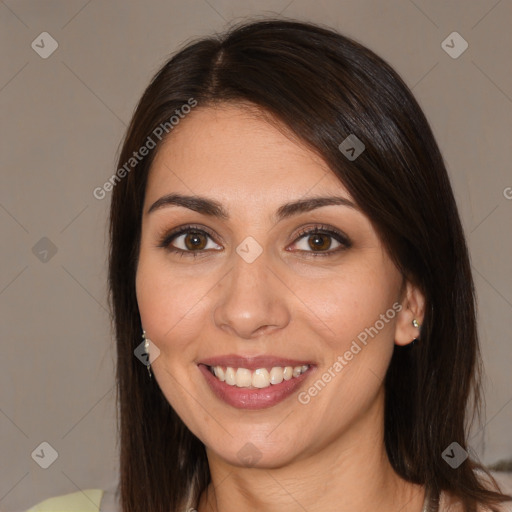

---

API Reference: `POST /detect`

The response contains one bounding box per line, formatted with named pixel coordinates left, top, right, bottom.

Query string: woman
left=27, top=18, right=512, bottom=512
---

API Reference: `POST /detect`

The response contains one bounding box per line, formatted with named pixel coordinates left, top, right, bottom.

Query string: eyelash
left=157, top=224, right=352, bottom=258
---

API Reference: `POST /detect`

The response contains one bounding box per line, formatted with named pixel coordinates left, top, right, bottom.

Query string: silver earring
left=411, top=318, right=421, bottom=344
left=142, top=330, right=152, bottom=378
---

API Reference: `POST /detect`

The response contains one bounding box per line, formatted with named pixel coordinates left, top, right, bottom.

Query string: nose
left=213, top=249, right=291, bottom=340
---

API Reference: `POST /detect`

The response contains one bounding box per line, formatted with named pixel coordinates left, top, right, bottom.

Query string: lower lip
left=199, top=364, right=313, bottom=410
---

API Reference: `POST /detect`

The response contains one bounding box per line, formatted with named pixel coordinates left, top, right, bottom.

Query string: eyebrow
left=147, top=193, right=357, bottom=221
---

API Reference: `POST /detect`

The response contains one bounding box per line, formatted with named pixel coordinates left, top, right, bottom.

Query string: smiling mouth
left=205, top=364, right=310, bottom=389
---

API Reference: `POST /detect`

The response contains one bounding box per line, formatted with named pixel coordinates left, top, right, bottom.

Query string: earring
left=142, top=330, right=152, bottom=378
left=411, top=318, right=421, bottom=344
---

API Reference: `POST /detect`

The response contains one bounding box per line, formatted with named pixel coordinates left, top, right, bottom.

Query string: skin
left=136, top=103, right=427, bottom=512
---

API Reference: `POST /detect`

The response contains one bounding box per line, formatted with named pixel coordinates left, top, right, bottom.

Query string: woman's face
left=136, top=104, right=416, bottom=468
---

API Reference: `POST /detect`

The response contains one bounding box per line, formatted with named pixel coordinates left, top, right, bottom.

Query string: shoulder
left=438, top=471, right=512, bottom=512
left=480, top=470, right=512, bottom=512
left=489, top=471, right=512, bottom=512
left=25, top=489, right=104, bottom=512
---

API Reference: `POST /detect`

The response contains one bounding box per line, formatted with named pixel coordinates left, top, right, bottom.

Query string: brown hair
left=108, top=18, right=511, bottom=512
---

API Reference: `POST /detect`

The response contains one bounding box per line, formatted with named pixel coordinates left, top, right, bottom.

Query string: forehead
left=145, top=104, right=351, bottom=207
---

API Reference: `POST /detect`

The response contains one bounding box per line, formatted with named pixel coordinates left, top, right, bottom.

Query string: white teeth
left=283, top=366, right=293, bottom=380
left=235, top=368, right=252, bottom=387
left=269, top=367, right=284, bottom=385
left=210, top=365, right=310, bottom=389
left=213, top=366, right=225, bottom=381
left=252, top=368, right=270, bottom=388
left=224, top=367, right=236, bottom=386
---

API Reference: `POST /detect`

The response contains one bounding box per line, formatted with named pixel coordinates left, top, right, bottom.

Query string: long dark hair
left=108, top=18, right=511, bottom=512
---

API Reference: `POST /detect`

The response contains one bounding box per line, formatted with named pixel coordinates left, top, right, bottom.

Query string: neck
left=197, top=389, right=425, bottom=512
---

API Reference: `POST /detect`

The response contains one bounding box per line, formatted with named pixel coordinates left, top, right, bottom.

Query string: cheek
left=135, top=252, right=216, bottom=355
left=307, top=271, right=397, bottom=339
left=297, top=259, right=400, bottom=361
left=294, top=268, right=399, bottom=419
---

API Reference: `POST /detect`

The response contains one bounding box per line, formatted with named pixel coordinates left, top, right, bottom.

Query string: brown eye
left=183, top=231, right=208, bottom=250
left=290, top=225, right=351, bottom=256
left=161, top=226, right=222, bottom=256
left=307, top=233, right=332, bottom=251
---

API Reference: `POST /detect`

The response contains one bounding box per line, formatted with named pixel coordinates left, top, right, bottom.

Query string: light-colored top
left=24, top=473, right=512, bottom=512
left=25, top=489, right=103, bottom=511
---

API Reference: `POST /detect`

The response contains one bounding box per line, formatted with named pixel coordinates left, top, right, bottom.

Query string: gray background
left=1, top=1, right=511, bottom=510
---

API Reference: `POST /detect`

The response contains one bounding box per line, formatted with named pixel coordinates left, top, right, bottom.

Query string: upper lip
left=198, top=354, right=314, bottom=371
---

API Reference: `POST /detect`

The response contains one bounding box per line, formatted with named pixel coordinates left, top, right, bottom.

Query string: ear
left=394, top=280, right=425, bottom=346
